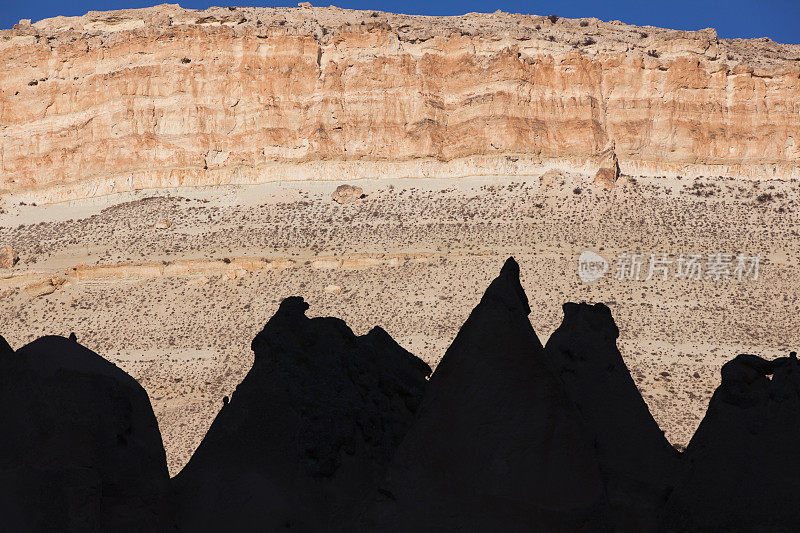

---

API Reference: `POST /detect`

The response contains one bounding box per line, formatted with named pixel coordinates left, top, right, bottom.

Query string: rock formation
left=172, top=297, right=431, bottom=531
left=664, top=353, right=800, bottom=531
left=2, top=5, right=799, bottom=203
left=0, top=245, right=18, bottom=268
left=22, top=275, right=66, bottom=297
left=363, top=258, right=610, bottom=531
left=331, top=184, right=364, bottom=204
left=593, top=146, right=620, bottom=189
left=0, top=335, right=172, bottom=531
left=544, top=302, right=681, bottom=530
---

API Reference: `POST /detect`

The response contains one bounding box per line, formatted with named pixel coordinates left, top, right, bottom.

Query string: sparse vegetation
left=2, top=173, right=799, bottom=475
left=756, top=193, right=773, bottom=203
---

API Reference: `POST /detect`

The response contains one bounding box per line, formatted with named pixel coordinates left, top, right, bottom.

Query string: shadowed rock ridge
left=172, top=296, right=431, bottom=532
left=664, top=353, right=800, bottom=531
left=0, top=335, right=172, bottom=532
left=544, top=302, right=681, bottom=530
left=361, top=258, right=611, bottom=531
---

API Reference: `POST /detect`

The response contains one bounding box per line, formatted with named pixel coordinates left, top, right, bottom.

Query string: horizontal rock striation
left=1, top=5, right=799, bottom=203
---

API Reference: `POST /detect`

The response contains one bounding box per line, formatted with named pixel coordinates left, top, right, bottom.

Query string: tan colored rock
left=222, top=269, right=246, bottom=280
left=154, top=219, right=171, bottom=229
left=324, top=284, right=342, bottom=294
left=594, top=146, right=620, bottom=189
left=540, top=170, right=561, bottom=187
left=311, top=258, right=342, bottom=270
left=331, top=185, right=364, bottom=205
left=67, top=262, right=164, bottom=281
left=24, top=276, right=66, bottom=297
left=267, top=258, right=295, bottom=271
left=1, top=6, right=798, bottom=204
left=0, top=246, right=19, bottom=269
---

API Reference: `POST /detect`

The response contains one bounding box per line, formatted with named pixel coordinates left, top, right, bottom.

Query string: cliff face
left=1, top=4, right=799, bottom=203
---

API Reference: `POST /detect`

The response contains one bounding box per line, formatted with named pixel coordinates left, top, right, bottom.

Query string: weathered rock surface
left=363, top=258, right=610, bottom=531
left=2, top=5, right=799, bottom=203
left=0, top=335, right=172, bottom=531
left=172, top=296, right=430, bottom=531
left=664, top=353, right=800, bottom=531
left=544, top=302, right=681, bottom=530
left=22, top=274, right=66, bottom=297
left=593, top=146, right=620, bottom=188
left=331, top=184, right=364, bottom=204
left=0, top=245, right=18, bottom=268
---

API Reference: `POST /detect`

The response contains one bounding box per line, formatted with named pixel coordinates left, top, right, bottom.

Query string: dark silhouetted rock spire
left=363, top=258, right=610, bottom=531
left=544, top=302, right=681, bottom=530
left=0, top=335, right=12, bottom=356
left=664, top=353, right=800, bottom=531
left=173, top=297, right=430, bottom=531
left=0, top=335, right=172, bottom=531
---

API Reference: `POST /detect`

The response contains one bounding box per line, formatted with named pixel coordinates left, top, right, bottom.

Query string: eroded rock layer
left=1, top=5, right=799, bottom=203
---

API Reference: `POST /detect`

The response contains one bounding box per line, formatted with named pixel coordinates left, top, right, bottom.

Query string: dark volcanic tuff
left=172, top=296, right=431, bottom=532
left=0, top=335, right=172, bottom=532
left=363, top=258, right=610, bottom=531
left=544, top=302, right=681, bottom=530
left=664, top=353, right=800, bottom=531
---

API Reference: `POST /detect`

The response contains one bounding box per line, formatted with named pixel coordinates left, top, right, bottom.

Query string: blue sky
left=2, top=0, right=799, bottom=44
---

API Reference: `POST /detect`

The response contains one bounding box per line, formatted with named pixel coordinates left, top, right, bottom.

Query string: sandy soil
left=1, top=172, right=798, bottom=475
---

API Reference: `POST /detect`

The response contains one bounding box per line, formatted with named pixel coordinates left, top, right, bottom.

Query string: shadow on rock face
left=664, top=352, right=800, bottom=532
left=172, top=296, right=431, bottom=532
left=361, top=258, right=611, bottom=532
left=544, top=302, right=681, bottom=531
left=0, top=335, right=172, bottom=532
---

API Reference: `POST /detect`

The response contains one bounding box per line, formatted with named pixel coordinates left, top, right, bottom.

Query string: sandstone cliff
left=1, top=4, right=799, bottom=203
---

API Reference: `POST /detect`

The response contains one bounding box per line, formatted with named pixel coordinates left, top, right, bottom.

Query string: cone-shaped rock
left=0, top=336, right=172, bottom=531
left=664, top=353, right=800, bottom=531
left=544, top=302, right=681, bottom=530
left=363, top=258, right=610, bottom=531
left=173, top=297, right=431, bottom=531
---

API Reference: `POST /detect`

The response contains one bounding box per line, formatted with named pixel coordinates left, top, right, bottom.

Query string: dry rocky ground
left=1, top=173, right=799, bottom=475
